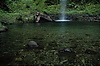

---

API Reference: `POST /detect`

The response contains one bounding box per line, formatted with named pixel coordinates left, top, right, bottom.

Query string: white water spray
left=55, top=0, right=70, bottom=22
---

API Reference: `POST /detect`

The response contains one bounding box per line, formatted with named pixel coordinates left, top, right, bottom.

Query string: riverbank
left=50, top=14, right=100, bottom=22
left=0, top=3, right=100, bottom=31
left=0, top=12, right=100, bottom=33
left=0, top=12, right=100, bottom=24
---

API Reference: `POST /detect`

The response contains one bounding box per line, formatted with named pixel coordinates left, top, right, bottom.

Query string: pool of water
left=0, top=21, right=100, bottom=65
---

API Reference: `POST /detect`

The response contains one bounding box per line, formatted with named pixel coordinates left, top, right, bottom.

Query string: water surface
left=0, top=21, right=100, bottom=65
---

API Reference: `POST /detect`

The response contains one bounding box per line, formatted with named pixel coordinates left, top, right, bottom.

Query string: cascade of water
left=55, top=0, right=70, bottom=22
left=59, top=0, right=66, bottom=20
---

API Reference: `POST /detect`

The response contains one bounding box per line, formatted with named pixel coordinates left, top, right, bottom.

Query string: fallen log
left=34, top=12, right=54, bottom=22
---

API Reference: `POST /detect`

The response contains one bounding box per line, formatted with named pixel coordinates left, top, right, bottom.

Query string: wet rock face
left=27, top=41, right=38, bottom=48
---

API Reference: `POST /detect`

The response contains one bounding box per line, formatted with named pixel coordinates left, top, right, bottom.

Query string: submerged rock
left=58, top=48, right=76, bottom=58
left=27, top=41, right=38, bottom=48
left=58, top=48, right=75, bottom=55
left=59, top=48, right=71, bottom=52
left=85, top=49, right=99, bottom=54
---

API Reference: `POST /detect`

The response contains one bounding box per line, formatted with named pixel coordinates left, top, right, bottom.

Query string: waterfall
left=59, top=0, right=67, bottom=20
left=55, top=0, right=70, bottom=21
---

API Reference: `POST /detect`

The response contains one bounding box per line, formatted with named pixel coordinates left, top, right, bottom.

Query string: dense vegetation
left=0, top=0, right=100, bottom=23
left=0, top=0, right=100, bottom=13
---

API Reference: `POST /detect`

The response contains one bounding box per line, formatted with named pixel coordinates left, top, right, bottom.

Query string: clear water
left=0, top=21, right=100, bottom=65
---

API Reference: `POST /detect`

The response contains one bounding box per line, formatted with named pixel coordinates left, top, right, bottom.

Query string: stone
left=59, top=48, right=71, bottom=52
left=27, top=41, right=38, bottom=48
left=85, top=49, right=98, bottom=54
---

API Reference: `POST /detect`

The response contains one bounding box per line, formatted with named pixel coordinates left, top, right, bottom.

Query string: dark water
left=0, top=21, right=100, bottom=65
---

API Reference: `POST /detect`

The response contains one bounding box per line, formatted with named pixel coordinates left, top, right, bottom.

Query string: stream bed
left=0, top=21, right=100, bottom=66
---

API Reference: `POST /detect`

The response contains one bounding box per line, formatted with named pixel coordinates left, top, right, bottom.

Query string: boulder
left=27, top=41, right=39, bottom=48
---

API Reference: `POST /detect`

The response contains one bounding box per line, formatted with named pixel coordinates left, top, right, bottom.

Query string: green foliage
left=85, top=4, right=100, bottom=15
left=0, top=12, right=20, bottom=23
left=7, top=0, right=47, bottom=13
left=1, top=0, right=99, bottom=14
left=68, top=0, right=100, bottom=4
left=66, top=3, right=100, bottom=15
left=45, top=0, right=60, bottom=5
left=44, top=4, right=60, bottom=13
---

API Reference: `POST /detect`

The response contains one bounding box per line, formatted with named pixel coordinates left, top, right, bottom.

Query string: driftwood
left=34, top=12, right=54, bottom=22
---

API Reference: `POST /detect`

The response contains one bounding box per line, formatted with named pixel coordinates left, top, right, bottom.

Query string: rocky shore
left=50, top=14, right=100, bottom=22
left=0, top=13, right=100, bottom=33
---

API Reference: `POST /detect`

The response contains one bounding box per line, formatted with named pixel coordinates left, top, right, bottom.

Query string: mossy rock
left=0, top=23, right=8, bottom=32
